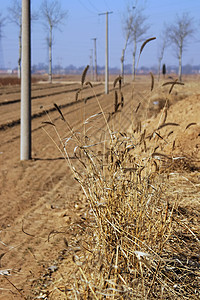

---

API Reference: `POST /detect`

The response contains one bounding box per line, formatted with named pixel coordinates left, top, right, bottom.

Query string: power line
left=77, top=0, right=96, bottom=14
left=90, top=48, right=93, bottom=80
left=91, top=38, right=97, bottom=81
left=87, top=0, right=99, bottom=13
left=103, top=0, right=112, bottom=12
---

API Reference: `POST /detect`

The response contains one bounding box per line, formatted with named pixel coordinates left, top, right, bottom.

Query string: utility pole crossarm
left=99, top=11, right=113, bottom=94
left=98, top=11, right=113, bottom=16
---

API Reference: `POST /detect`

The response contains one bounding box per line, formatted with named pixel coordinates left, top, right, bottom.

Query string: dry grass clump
left=63, top=128, right=199, bottom=299
left=44, top=66, right=199, bottom=299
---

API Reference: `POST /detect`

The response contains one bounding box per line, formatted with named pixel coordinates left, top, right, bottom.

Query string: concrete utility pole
left=90, top=49, right=93, bottom=80
left=99, top=11, right=113, bottom=94
left=20, top=0, right=31, bottom=160
left=92, top=38, right=97, bottom=81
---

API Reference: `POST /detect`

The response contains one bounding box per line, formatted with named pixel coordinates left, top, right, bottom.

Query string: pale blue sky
left=1, top=0, right=200, bottom=70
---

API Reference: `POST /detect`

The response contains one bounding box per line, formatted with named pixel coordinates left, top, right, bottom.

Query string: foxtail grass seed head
left=140, top=37, right=156, bottom=55
left=185, top=122, right=197, bottom=130
left=150, top=72, right=154, bottom=91
left=81, top=65, right=90, bottom=86
left=113, top=75, right=122, bottom=88
left=54, top=103, right=65, bottom=121
left=162, top=80, right=184, bottom=94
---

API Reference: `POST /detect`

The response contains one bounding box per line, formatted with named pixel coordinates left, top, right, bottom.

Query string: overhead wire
left=77, top=0, right=96, bottom=14
left=87, top=0, right=99, bottom=13
left=103, top=0, right=112, bottom=11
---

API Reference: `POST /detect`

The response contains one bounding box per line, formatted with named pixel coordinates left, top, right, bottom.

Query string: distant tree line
left=29, top=63, right=200, bottom=76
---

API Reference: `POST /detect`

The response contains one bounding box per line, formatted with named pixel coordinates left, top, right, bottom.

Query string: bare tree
left=8, top=1, right=22, bottom=78
left=167, top=13, right=194, bottom=81
left=121, top=9, right=133, bottom=80
left=123, top=6, right=149, bottom=78
left=41, top=0, right=68, bottom=83
left=8, top=0, right=38, bottom=78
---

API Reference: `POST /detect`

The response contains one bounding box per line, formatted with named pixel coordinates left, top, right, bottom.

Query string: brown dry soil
left=0, top=75, right=199, bottom=299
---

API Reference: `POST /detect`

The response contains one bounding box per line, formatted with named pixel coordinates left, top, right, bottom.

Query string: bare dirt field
left=0, top=74, right=199, bottom=299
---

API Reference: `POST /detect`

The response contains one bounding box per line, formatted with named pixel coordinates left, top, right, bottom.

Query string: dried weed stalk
left=64, top=124, right=199, bottom=299
left=44, top=66, right=199, bottom=299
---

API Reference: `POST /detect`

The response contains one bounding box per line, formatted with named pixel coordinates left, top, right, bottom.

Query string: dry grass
left=44, top=68, right=200, bottom=299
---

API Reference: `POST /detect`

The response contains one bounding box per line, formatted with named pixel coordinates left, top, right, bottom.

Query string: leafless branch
left=41, top=0, right=68, bottom=30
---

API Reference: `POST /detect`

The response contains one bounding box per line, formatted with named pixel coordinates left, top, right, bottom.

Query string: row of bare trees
left=6, top=0, right=67, bottom=82
left=121, top=5, right=195, bottom=81
left=1, top=1, right=195, bottom=82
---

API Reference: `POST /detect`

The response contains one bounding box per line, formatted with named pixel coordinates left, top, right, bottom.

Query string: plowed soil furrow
left=0, top=90, right=115, bottom=147
left=0, top=83, right=102, bottom=106
left=0, top=82, right=136, bottom=223
left=0, top=82, right=78, bottom=97
left=0, top=84, right=105, bottom=129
